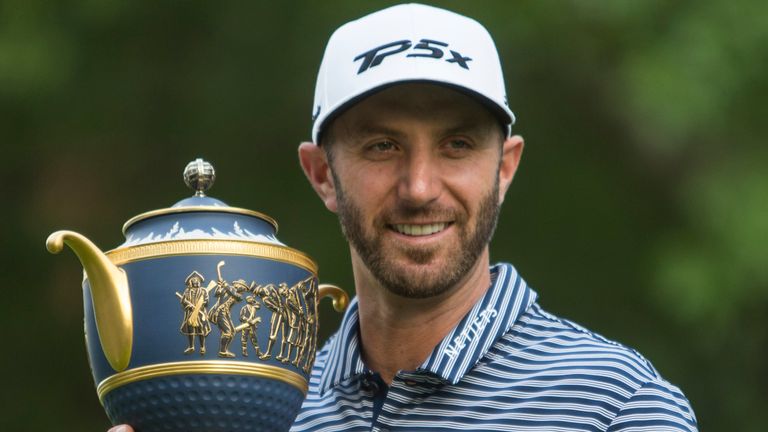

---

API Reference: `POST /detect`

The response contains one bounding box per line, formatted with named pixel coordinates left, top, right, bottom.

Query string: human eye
left=372, top=140, right=396, bottom=151
left=442, top=138, right=473, bottom=157
left=363, top=139, right=399, bottom=160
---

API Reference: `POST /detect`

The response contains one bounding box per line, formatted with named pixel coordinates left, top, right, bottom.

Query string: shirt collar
left=317, top=296, right=367, bottom=395
left=318, top=263, right=537, bottom=393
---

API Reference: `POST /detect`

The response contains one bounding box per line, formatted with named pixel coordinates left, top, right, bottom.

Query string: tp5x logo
left=354, top=39, right=472, bottom=74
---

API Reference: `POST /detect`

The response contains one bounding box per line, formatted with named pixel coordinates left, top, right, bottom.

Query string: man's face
left=322, top=83, right=511, bottom=299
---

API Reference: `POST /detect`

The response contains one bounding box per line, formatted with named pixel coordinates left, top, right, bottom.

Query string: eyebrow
left=441, top=121, right=494, bottom=137
left=349, top=121, right=492, bottom=141
left=347, top=124, right=407, bottom=141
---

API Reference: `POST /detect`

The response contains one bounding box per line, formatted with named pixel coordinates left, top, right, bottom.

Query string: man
left=283, top=279, right=306, bottom=366
left=259, top=282, right=289, bottom=360
left=208, top=278, right=247, bottom=358
left=296, top=278, right=318, bottom=373
left=238, top=295, right=262, bottom=357
left=291, top=4, right=697, bottom=432
left=109, top=3, right=697, bottom=431
left=178, top=271, right=210, bottom=355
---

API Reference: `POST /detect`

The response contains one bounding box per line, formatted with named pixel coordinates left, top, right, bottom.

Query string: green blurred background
left=2, top=0, right=766, bottom=430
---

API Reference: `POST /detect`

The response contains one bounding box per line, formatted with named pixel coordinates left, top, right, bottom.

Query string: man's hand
left=108, top=426, right=134, bottom=432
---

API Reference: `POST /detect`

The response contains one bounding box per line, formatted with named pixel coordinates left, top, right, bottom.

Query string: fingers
left=108, top=425, right=134, bottom=432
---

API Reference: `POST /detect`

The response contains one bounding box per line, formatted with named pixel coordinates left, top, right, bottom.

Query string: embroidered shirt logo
left=445, top=307, right=497, bottom=360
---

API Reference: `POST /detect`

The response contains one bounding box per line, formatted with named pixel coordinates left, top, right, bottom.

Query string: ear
left=498, top=135, right=524, bottom=204
left=298, top=142, right=338, bottom=212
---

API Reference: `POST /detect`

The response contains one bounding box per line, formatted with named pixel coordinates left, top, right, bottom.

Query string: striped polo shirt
left=291, top=263, right=698, bottom=431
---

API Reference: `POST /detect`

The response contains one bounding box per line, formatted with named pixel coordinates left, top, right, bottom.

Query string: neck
left=351, top=249, right=492, bottom=384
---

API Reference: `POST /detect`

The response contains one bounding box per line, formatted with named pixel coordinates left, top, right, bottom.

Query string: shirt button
left=403, top=379, right=418, bottom=386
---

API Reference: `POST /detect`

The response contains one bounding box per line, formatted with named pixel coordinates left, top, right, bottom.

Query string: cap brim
left=314, top=79, right=514, bottom=144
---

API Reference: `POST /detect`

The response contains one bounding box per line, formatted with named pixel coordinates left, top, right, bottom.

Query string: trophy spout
left=318, top=284, right=349, bottom=312
left=46, top=230, right=133, bottom=372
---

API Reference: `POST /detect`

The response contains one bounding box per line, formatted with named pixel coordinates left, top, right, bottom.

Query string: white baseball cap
left=311, top=3, right=515, bottom=144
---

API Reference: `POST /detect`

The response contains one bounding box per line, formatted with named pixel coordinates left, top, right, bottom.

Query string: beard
left=332, top=170, right=501, bottom=299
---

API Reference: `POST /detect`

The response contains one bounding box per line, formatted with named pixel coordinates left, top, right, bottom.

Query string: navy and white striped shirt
left=292, top=263, right=698, bottom=431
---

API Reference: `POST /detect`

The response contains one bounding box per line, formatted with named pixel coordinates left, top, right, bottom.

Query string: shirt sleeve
left=607, top=379, right=698, bottom=432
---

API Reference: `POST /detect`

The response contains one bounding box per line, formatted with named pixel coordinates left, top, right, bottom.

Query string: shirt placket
left=358, top=371, right=389, bottom=431
left=372, top=372, right=438, bottom=432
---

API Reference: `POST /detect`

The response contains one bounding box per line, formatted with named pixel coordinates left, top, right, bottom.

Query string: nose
left=397, top=147, right=442, bottom=206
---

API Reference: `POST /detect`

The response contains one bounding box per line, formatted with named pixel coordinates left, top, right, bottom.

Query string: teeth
left=393, top=223, right=447, bottom=236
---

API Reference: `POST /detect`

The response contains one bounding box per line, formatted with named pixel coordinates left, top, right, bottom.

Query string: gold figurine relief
left=176, top=261, right=319, bottom=374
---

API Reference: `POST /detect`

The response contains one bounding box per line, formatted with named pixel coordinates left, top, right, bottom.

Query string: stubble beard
left=332, top=170, right=501, bottom=299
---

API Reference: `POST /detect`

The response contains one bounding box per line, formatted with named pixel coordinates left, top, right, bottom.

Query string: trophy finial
left=183, top=158, right=216, bottom=197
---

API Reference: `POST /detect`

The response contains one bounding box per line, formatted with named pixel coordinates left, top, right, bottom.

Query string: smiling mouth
left=391, top=223, right=449, bottom=237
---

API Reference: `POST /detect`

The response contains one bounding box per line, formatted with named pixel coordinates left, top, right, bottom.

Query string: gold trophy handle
left=318, top=284, right=349, bottom=312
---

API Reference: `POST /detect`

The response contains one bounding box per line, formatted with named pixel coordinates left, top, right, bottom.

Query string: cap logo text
left=354, top=39, right=472, bottom=74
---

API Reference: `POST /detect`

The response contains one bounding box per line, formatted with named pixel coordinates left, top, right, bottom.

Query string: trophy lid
left=119, top=158, right=280, bottom=247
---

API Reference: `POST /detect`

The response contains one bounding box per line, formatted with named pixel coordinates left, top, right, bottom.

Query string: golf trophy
left=46, top=158, right=348, bottom=431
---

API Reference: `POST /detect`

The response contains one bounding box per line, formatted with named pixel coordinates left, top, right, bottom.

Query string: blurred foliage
left=1, top=0, right=765, bottom=430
